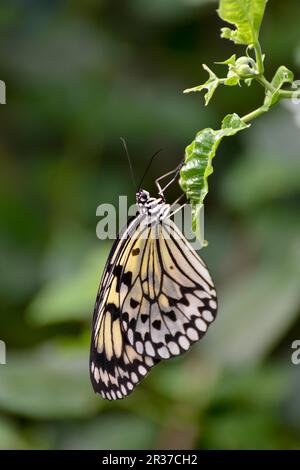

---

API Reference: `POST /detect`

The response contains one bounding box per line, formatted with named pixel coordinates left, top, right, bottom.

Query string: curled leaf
left=179, top=114, right=250, bottom=236
left=264, top=66, right=294, bottom=107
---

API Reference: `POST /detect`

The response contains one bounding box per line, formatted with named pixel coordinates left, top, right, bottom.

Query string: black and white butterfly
left=90, top=170, right=217, bottom=400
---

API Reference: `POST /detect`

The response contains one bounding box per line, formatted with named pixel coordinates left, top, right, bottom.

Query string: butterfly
left=90, top=177, right=217, bottom=400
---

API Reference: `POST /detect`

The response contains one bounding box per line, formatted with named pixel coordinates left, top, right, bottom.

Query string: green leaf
left=184, top=58, right=245, bottom=104
left=221, top=113, right=249, bottom=133
left=183, top=64, right=221, bottom=105
left=215, top=55, right=240, bottom=84
left=215, top=54, right=237, bottom=66
left=179, top=113, right=249, bottom=234
left=218, top=0, right=268, bottom=45
left=264, top=66, right=294, bottom=107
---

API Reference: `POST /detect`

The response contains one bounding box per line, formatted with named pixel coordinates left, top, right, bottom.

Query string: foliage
left=180, top=0, right=298, bottom=234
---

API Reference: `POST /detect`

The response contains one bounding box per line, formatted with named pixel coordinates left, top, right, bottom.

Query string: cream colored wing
left=90, top=217, right=159, bottom=400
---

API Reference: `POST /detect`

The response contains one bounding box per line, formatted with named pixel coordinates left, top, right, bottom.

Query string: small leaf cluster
left=180, top=0, right=297, bottom=236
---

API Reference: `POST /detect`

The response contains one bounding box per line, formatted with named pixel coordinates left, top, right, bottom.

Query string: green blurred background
left=0, top=0, right=300, bottom=450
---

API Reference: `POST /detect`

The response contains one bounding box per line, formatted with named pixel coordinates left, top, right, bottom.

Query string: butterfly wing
left=90, top=216, right=159, bottom=400
left=120, top=217, right=217, bottom=359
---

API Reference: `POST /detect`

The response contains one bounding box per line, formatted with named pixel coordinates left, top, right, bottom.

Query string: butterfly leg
left=167, top=201, right=186, bottom=219
left=155, top=162, right=183, bottom=198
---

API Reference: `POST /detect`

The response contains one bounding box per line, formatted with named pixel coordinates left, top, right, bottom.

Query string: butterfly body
left=90, top=188, right=217, bottom=400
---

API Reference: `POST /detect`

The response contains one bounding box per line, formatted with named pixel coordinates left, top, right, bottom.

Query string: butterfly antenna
left=137, top=149, right=163, bottom=191
left=120, top=137, right=136, bottom=189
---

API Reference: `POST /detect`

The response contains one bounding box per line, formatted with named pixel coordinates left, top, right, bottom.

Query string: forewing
left=90, top=217, right=159, bottom=400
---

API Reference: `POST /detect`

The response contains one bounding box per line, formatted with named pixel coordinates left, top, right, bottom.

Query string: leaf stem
left=254, top=41, right=264, bottom=74
left=241, top=78, right=299, bottom=124
left=241, top=105, right=268, bottom=123
left=255, top=75, right=274, bottom=92
left=256, top=75, right=297, bottom=100
left=278, top=88, right=299, bottom=99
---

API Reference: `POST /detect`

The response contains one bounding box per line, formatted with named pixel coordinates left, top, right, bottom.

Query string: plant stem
left=256, top=75, right=298, bottom=99
left=279, top=88, right=299, bottom=99
left=254, top=41, right=264, bottom=75
left=255, top=75, right=274, bottom=92
left=241, top=105, right=268, bottom=123
left=241, top=79, right=299, bottom=124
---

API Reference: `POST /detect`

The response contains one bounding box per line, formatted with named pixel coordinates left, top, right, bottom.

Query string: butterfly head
left=136, top=189, right=150, bottom=206
left=136, top=188, right=169, bottom=219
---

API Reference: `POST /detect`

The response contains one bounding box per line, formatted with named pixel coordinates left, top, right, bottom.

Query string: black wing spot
left=141, top=314, right=148, bottom=323
left=168, top=298, right=177, bottom=307
left=106, top=303, right=119, bottom=320
left=164, top=310, right=177, bottom=322
left=123, top=312, right=129, bottom=323
left=132, top=248, right=140, bottom=256
left=114, top=265, right=123, bottom=292
left=130, top=298, right=139, bottom=309
left=152, top=320, right=161, bottom=330
left=122, top=271, right=132, bottom=288
left=144, top=331, right=151, bottom=341
left=134, top=331, right=142, bottom=341
left=178, top=293, right=190, bottom=307
left=113, top=264, right=122, bottom=278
